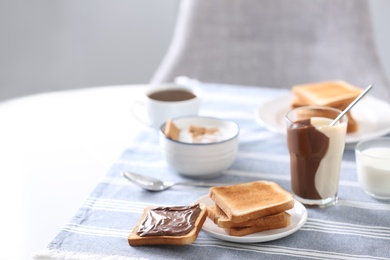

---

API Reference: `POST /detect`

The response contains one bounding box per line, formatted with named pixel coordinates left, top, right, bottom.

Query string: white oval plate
left=193, top=195, right=307, bottom=243
left=254, top=93, right=390, bottom=144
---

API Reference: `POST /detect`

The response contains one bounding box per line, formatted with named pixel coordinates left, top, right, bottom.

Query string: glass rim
left=285, top=105, right=346, bottom=126
left=355, top=137, right=390, bottom=159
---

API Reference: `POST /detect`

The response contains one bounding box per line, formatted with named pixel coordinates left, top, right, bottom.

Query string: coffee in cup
left=133, top=84, right=201, bottom=128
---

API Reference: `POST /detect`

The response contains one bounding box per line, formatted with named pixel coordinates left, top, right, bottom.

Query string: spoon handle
left=329, top=84, right=373, bottom=126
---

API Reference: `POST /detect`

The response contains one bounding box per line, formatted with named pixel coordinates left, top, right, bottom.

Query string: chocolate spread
left=287, top=119, right=329, bottom=199
left=137, top=204, right=201, bottom=237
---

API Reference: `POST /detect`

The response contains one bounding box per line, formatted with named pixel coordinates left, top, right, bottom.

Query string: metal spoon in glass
left=329, top=84, right=373, bottom=126
left=122, top=171, right=230, bottom=191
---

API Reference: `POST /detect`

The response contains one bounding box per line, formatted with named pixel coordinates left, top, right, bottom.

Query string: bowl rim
left=160, top=116, right=240, bottom=146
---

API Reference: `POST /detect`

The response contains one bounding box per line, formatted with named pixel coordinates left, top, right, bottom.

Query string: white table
left=0, top=85, right=146, bottom=260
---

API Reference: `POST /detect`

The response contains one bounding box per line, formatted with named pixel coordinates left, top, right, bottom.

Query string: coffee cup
left=285, top=106, right=348, bottom=207
left=133, top=84, right=201, bottom=128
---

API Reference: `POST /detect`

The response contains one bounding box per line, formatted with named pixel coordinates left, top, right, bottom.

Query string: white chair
left=151, top=0, right=390, bottom=101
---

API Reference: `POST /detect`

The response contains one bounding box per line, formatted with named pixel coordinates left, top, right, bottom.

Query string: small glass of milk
left=355, top=137, right=390, bottom=200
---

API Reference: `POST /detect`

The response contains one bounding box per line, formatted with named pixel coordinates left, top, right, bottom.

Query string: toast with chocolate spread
left=208, top=181, right=294, bottom=224
left=128, top=203, right=207, bottom=246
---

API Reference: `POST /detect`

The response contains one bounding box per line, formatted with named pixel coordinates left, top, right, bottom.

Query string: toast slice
left=291, top=80, right=362, bottom=108
left=164, top=119, right=180, bottom=141
left=291, top=80, right=361, bottom=133
left=128, top=203, right=207, bottom=246
left=209, top=181, right=294, bottom=223
left=345, top=112, right=358, bottom=133
left=224, top=213, right=290, bottom=236
left=207, top=204, right=290, bottom=228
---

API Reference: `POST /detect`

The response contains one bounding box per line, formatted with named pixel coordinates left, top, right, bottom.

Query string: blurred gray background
left=1, top=0, right=389, bottom=101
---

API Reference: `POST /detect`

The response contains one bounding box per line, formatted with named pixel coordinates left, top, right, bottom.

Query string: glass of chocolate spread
left=286, top=106, right=348, bottom=207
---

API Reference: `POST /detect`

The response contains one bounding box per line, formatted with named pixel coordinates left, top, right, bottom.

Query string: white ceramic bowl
left=159, top=116, right=239, bottom=178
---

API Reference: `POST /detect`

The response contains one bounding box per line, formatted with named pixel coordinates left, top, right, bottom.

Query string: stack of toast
left=291, top=80, right=363, bottom=133
left=207, top=181, right=294, bottom=236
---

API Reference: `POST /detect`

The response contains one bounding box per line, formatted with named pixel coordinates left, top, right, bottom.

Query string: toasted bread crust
left=224, top=213, right=291, bottom=236
left=291, top=80, right=362, bottom=107
left=209, top=181, right=294, bottom=223
left=291, top=80, right=362, bottom=133
left=345, top=112, right=358, bottom=133
left=128, top=203, right=207, bottom=246
left=164, top=119, right=180, bottom=141
left=207, top=204, right=289, bottom=228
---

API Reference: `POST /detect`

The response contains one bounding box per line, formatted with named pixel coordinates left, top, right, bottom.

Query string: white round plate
left=255, top=93, right=390, bottom=144
left=193, top=195, right=307, bottom=243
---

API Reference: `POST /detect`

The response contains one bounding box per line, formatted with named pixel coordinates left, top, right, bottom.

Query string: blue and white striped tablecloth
left=34, top=83, right=390, bottom=260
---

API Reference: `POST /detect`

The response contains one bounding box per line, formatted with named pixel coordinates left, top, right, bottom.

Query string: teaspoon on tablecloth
left=122, top=171, right=229, bottom=191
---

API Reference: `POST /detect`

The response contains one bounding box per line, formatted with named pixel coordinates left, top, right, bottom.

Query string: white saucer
left=255, top=93, right=390, bottom=143
left=193, top=195, right=307, bottom=243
